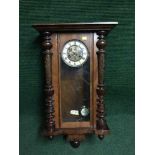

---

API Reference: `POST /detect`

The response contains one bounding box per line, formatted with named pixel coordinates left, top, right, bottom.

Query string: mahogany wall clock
left=33, top=22, right=118, bottom=148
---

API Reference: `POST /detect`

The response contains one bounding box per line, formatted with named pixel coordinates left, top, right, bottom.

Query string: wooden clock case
left=33, top=22, right=118, bottom=148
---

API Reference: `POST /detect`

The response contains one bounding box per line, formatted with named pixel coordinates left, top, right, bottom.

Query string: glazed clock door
left=58, top=33, right=93, bottom=128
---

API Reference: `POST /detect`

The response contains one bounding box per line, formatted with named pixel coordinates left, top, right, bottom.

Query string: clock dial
left=61, top=40, right=88, bottom=67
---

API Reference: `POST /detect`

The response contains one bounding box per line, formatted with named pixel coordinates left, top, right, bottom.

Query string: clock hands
left=62, top=40, right=88, bottom=67
left=67, top=45, right=84, bottom=62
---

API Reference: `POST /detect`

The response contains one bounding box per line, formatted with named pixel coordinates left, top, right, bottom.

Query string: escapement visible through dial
left=61, top=40, right=89, bottom=67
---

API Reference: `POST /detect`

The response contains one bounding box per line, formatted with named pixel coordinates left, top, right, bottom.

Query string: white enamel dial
left=61, top=40, right=88, bottom=67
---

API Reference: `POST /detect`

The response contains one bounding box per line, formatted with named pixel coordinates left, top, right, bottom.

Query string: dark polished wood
left=43, top=128, right=94, bottom=136
left=41, top=32, right=55, bottom=135
left=33, top=22, right=118, bottom=147
left=96, top=31, right=109, bottom=138
left=33, top=22, right=118, bottom=33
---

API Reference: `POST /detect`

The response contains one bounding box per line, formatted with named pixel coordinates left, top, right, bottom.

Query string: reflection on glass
left=60, top=54, right=90, bottom=122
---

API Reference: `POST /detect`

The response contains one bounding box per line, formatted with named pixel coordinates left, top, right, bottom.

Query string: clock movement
left=33, top=22, right=118, bottom=148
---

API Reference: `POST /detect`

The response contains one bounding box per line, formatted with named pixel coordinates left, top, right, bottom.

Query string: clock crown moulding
left=32, top=22, right=118, bottom=33
left=32, top=22, right=118, bottom=148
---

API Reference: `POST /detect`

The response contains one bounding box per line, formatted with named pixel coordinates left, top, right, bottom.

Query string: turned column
left=41, top=32, right=55, bottom=136
left=96, top=30, right=109, bottom=140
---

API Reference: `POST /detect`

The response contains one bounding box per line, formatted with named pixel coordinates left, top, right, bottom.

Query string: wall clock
left=33, top=22, right=118, bottom=148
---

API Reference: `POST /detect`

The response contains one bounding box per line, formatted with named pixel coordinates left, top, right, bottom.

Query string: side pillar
left=96, top=31, right=109, bottom=140
left=41, top=32, right=55, bottom=138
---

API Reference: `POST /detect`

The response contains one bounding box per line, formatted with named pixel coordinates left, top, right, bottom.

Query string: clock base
left=43, top=128, right=109, bottom=148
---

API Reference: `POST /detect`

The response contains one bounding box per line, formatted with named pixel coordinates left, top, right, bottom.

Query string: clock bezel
left=61, top=39, right=89, bottom=68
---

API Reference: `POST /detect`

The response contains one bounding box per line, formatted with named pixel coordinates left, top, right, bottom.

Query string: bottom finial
left=70, top=140, right=80, bottom=148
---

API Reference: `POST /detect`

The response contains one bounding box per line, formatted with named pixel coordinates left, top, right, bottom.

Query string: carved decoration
left=96, top=31, right=109, bottom=139
left=41, top=32, right=55, bottom=135
left=67, top=135, right=85, bottom=148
